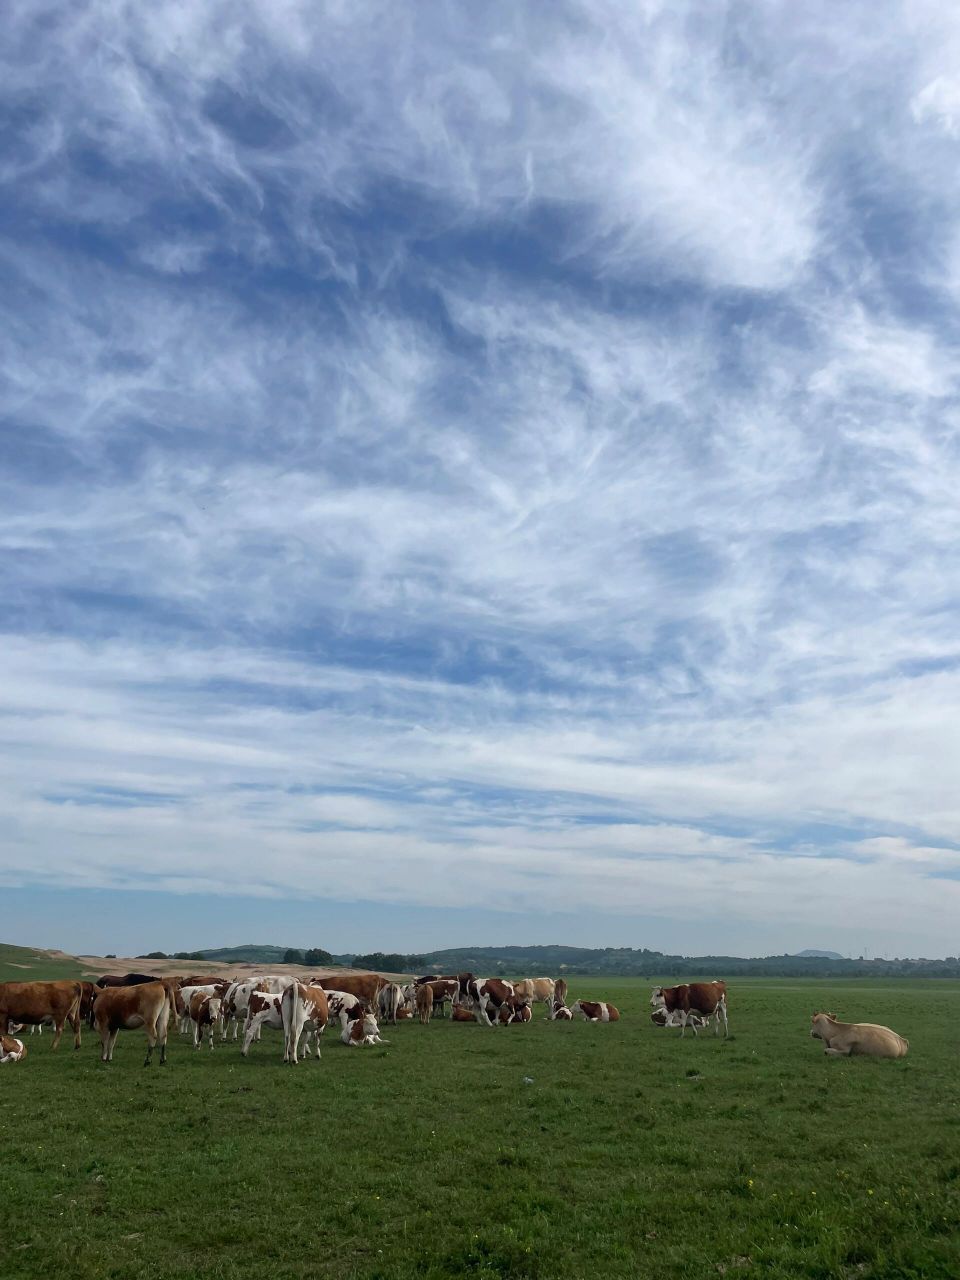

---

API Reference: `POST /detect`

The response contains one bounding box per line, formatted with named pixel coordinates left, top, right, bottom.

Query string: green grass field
left=2, top=977, right=958, bottom=1279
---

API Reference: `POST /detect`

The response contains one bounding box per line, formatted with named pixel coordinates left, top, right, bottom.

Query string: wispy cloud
left=2, top=2, right=960, bottom=955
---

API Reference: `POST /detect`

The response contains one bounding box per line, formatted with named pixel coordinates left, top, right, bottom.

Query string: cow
left=650, top=981, right=728, bottom=1037
left=548, top=1001, right=574, bottom=1021
left=280, top=983, right=329, bottom=1064
left=498, top=997, right=533, bottom=1024
left=92, top=981, right=171, bottom=1066
left=650, top=1008, right=708, bottom=1031
left=396, top=1007, right=413, bottom=1020
left=0, top=981, right=83, bottom=1050
left=1, top=1035, right=27, bottom=1064
left=222, top=980, right=268, bottom=1040
left=415, top=983, right=433, bottom=1025
left=810, top=1012, right=909, bottom=1059
left=341, top=1011, right=388, bottom=1047
left=512, top=977, right=562, bottom=1011
left=452, top=1005, right=477, bottom=1022
left=95, top=973, right=158, bottom=988
left=189, top=992, right=222, bottom=1050
left=179, top=975, right=228, bottom=988
left=178, top=984, right=227, bottom=1035
left=317, top=973, right=385, bottom=1008
left=323, top=990, right=366, bottom=1030
left=421, top=978, right=458, bottom=1018
left=464, top=978, right=515, bottom=1027
left=573, top=1000, right=620, bottom=1023
left=377, top=984, right=404, bottom=1025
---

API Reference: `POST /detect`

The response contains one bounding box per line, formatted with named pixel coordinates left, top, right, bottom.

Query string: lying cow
left=92, top=981, right=171, bottom=1066
left=452, top=1005, right=478, bottom=1022
left=573, top=1000, right=620, bottom=1023
left=650, top=1008, right=709, bottom=1031
left=464, top=978, right=515, bottom=1027
left=498, top=997, right=533, bottom=1024
left=810, top=1012, right=909, bottom=1059
left=650, top=981, right=728, bottom=1037
left=0, top=1034, right=27, bottom=1064
left=341, top=1011, right=388, bottom=1047
left=547, top=998, right=574, bottom=1021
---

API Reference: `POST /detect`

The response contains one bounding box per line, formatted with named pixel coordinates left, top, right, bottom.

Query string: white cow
left=341, top=1010, right=389, bottom=1047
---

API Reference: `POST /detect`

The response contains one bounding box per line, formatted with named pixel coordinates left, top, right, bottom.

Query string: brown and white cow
left=0, top=1034, right=27, bottom=1064
left=0, top=981, right=83, bottom=1050
left=452, top=1004, right=478, bottom=1022
left=178, top=984, right=227, bottom=1035
left=573, top=1000, right=620, bottom=1023
left=497, top=997, right=533, bottom=1024
left=421, top=978, right=458, bottom=1018
left=464, top=978, right=515, bottom=1026
left=189, top=992, right=222, bottom=1050
left=548, top=1002, right=574, bottom=1021
left=650, top=981, right=728, bottom=1037
left=650, top=1008, right=708, bottom=1031
left=810, top=1012, right=909, bottom=1058
left=280, top=983, right=329, bottom=1064
left=341, top=1010, right=388, bottom=1047
left=92, top=981, right=171, bottom=1065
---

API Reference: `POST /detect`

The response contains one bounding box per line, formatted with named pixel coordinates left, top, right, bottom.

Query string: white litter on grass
left=522, top=1076, right=534, bottom=1085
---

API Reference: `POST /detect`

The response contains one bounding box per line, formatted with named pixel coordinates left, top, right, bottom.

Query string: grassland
left=1, top=977, right=958, bottom=1279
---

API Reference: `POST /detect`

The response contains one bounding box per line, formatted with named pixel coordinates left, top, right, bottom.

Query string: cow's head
left=810, top=1011, right=835, bottom=1040
left=649, top=987, right=665, bottom=1009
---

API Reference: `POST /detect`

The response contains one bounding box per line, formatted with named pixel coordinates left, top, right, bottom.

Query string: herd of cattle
left=0, top=970, right=909, bottom=1066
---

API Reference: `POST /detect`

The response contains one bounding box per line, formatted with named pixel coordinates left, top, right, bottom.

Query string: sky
left=3, top=2, right=960, bottom=961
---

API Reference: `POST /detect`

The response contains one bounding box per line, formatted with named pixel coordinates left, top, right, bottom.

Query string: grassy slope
left=0, top=943, right=87, bottom=983
left=1, top=978, right=958, bottom=1279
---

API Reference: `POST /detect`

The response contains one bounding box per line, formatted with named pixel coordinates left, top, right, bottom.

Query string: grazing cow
left=92, top=981, right=171, bottom=1066
left=810, top=1012, right=909, bottom=1059
left=377, top=984, right=403, bottom=1025
left=452, top=1005, right=477, bottom=1022
left=178, top=984, right=227, bottom=1035
left=573, top=1000, right=620, bottom=1023
left=1, top=1035, right=27, bottom=1064
left=189, top=992, right=222, bottom=1051
left=280, top=983, right=329, bottom=1064
left=415, top=983, right=433, bottom=1025
left=317, top=973, right=385, bottom=1008
left=95, top=973, right=158, bottom=988
left=464, top=978, right=515, bottom=1027
left=650, top=1008, right=708, bottom=1031
left=341, top=1011, right=388, bottom=1047
left=222, top=980, right=269, bottom=1040
left=650, top=981, right=728, bottom=1037
left=0, top=981, right=83, bottom=1050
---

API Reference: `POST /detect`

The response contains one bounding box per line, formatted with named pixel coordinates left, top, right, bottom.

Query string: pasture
left=2, top=977, right=958, bottom=1279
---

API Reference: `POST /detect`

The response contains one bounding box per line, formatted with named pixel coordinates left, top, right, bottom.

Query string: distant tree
left=352, top=952, right=424, bottom=972
left=105, top=954, right=116, bottom=959
left=138, top=951, right=168, bottom=959
left=173, top=951, right=206, bottom=961
left=304, top=948, right=333, bottom=966
left=283, top=948, right=304, bottom=965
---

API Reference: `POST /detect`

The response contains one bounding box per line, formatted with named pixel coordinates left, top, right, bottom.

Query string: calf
left=415, top=983, right=433, bottom=1025
left=341, top=1011, right=388, bottom=1047
left=189, top=992, right=222, bottom=1050
left=0, top=1034, right=27, bottom=1064
left=0, top=980, right=83, bottom=1050
left=573, top=1000, right=620, bottom=1023
left=650, top=981, right=728, bottom=1037
left=92, top=981, right=171, bottom=1066
left=810, top=1012, right=908, bottom=1059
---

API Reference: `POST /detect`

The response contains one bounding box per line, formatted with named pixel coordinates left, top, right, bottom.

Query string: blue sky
left=3, top=2, right=960, bottom=960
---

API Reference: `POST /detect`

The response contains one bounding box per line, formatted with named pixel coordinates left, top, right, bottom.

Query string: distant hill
left=181, top=944, right=296, bottom=964
left=794, top=949, right=845, bottom=960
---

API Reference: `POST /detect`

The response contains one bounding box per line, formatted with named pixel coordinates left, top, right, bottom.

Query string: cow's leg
left=207, top=1021, right=215, bottom=1051
left=51, top=1017, right=65, bottom=1051
left=824, top=1045, right=850, bottom=1057
left=71, top=1011, right=82, bottom=1050
left=108, top=1027, right=120, bottom=1061
left=719, top=1000, right=729, bottom=1037
left=144, top=1015, right=159, bottom=1066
